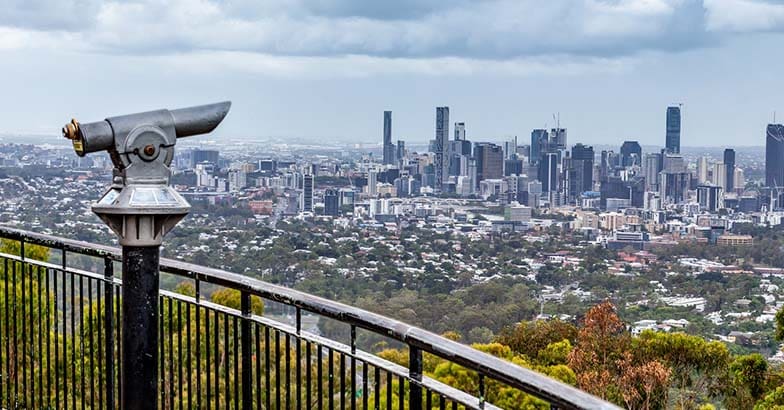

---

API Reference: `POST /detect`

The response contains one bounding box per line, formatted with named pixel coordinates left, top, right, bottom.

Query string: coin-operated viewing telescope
left=62, top=101, right=230, bottom=410
left=63, top=101, right=231, bottom=246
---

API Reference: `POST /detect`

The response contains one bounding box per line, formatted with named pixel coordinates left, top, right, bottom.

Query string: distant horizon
left=0, top=132, right=770, bottom=151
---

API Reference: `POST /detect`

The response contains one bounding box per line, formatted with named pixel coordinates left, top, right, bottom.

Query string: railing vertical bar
left=439, top=395, right=446, bottom=410
left=317, top=342, right=323, bottom=410
left=374, top=367, right=380, bottom=410
left=426, top=389, right=432, bottom=410
left=115, top=283, right=122, bottom=407
left=351, top=325, right=356, bottom=410
left=275, top=330, right=281, bottom=410
left=328, top=348, right=334, bottom=410
left=295, top=307, right=301, bottom=410
left=178, top=300, right=184, bottom=410
left=285, top=328, right=290, bottom=410
left=386, top=370, right=392, bottom=410
left=21, top=254, right=27, bottom=408
left=408, top=346, right=423, bottom=410
left=96, top=275, right=103, bottom=410
left=37, top=264, right=44, bottom=408
left=398, top=375, right=404, bottom=410
left=195, top=278, right=201, bottom=410
left=46, top=266, right=52, bottom=409
left=225, top=315, right=231, bottom=410
left=451, top=400, right=457, bottom=410
left=169, top=297, right=175, bottom=410
left=241, top=292, right=252, bottom=410
left=478, top=374, right=485, bottom=410
left=12, top=259, right=18, bottom=407
left=214, top=311, right=220, bottom=410
left=340, top=351, right=346, bottom=410
left=206, top=307, right=211, bottom=408
left=255, top=325, right=261, bottom=410
left=362, top=361, right=368, bottom=410
left=233, top=316, right=239, bottom=410
left=187, top=302, right=192, bottom=410
left=265, top=326, right=271, bottom=410
left=62, top=259, right=68, bottom=410
left=88, top=277, right=96, bottom=409
left=159, top=295, right=165, bottom=408
left=305, top=339, right=312, bottom=410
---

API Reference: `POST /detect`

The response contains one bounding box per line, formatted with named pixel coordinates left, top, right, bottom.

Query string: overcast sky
left=0, top=0, right=782, bottom=147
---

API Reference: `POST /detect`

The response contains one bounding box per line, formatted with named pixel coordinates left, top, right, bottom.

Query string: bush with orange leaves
left=567, top=300, right=670, bottom=409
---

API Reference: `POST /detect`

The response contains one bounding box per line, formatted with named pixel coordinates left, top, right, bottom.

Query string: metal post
left=409, top=346, right=423, bottom=410
left=241, top=292, right=252, bottom=410
left=104, top=258, right=115, bottom=410
left=121, top=246, right=160, bottom=410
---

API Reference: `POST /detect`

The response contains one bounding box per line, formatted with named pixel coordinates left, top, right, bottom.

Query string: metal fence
left=0, top=227, right=618, bottom=410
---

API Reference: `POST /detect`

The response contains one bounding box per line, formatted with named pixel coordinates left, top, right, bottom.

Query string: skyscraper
left=324, top=188, right=339, bottom=216
left=474, top=143, right=503, bottom=185
left=301, top=173, right=314, bottom=212
left=382, top=111, right=395, bottom=165
left=620, top=141, right=642, bottom=167
left=723, top=148, right=735, bottom=192
left=570, top=143, right=594, bottom=194
left=666, top=106, right=681, bottom=154
left=696, top=157, right=709, bottom=184
left=434, top=107, right=450, bottom=191
left=766, top=124, right=784, bottom=188
left=530, top=129, right=548, bottom=164
left=454, top=122, right=466, bottom=141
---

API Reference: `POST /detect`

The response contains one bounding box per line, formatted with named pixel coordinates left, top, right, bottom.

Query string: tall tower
left=723, top=148, right=735, bottom=192
left=666, top=106, right=681, bottom=154
left=766, top=124, right=784, bottom=188
left=454, top=122, right=466, bottom=141
left=434, top=107, right=450, bottom=191
left=382, top=111, right=394, bottom=165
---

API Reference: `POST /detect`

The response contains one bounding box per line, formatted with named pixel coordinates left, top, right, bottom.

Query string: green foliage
left=210, top=288, right=264, bottom=315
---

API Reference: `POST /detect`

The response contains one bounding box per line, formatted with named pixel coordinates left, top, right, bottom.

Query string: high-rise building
left=434, top=107, right=450, bottom=191
left=643, top=153, right=663, bottom=191
left=503, top=138, right=518, bottom=160
left=191, top=149, right=220, bottom=168
left=454, top=122, right=466, bottom=141
left=570, top=143, right=594, bottom=195
left=712, top=162, right=727, bottom=191
left=666, top=106, right=681, bottom=154
left=734, top=167, right=745, bottom=191
left=530, top=129, right=548, bottom=164
left=382, top=111, right=395, bottom=165
left=396, top=140, right=405, bottom=162
left=324, top=189, right=339, bottom=216
left=538, top=152, right=559, bottom=195
left=696, top=157, right=709, bottom=184
left=697, top=184, right=722, bottom=212
left=301, top=173, right=314, bottom=213
left=474, top=143, right=503, bottom=185
left=620, top=141, right=642, bottom=167
left=766, top=124, right=784, bottom=188
left=368, top=169, right=378, bottom=196
left=550, top=128, right=567, bottom=149
left=723, top=149, right=735, bottom=192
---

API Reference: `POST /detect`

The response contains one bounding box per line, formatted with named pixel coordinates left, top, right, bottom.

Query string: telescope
left=62, top=101, right=231, bottom=246
left=61, top=101, right=230, bottom=410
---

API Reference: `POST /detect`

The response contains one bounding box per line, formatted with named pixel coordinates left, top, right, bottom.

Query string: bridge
left=0, top=226, right=618, bottom=409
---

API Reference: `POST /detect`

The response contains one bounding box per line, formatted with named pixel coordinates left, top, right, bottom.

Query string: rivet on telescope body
left=143, top=144, right=155, bottom=156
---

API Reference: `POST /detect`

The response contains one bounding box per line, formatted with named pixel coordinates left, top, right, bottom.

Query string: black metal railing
left=0, top=226, right=618, bottom=410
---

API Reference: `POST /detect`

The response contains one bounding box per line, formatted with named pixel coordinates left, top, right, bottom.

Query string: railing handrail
left=0, top=226, right=619, bottom=410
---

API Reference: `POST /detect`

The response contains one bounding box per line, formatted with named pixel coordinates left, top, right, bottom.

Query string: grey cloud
left=2, top=0, right=783, bottom=59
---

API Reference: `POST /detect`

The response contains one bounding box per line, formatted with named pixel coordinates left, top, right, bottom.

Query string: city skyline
left=0, top=1, right=782, bottom=146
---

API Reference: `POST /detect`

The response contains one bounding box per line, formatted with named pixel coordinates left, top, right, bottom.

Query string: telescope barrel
left=171, top=101, right=231, bottom=138
left=63, top=101, right=231, bottom=156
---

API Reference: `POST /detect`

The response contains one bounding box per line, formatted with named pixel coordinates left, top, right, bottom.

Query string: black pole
left=122, top=246, right=160, bottom=410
